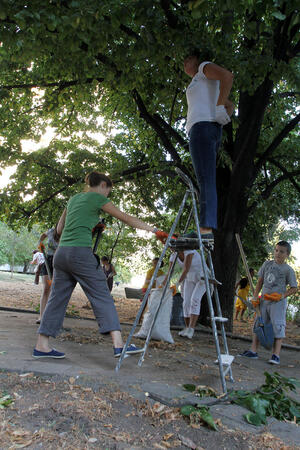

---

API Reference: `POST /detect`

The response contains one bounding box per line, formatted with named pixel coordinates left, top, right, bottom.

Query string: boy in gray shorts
left=240, top=241, right=298, bottom=365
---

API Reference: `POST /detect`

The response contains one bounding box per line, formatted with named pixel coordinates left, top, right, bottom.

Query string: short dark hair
left=101, top=256, right=109, bottom=262
left=276, top=241, right=291, bottom=255
left=239, top=277, right=248, bottom=289
left=85, top=171, right=113, bottom=188
left=184, top=48, right=201, bottom=61
left=153, top=257, right=164, bottom=268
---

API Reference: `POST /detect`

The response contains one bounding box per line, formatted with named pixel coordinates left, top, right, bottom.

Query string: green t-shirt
left=59, top=192, right=110, bottom=247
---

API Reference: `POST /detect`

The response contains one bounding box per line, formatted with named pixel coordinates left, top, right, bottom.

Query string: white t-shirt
left=32, top=252, right=45, bottom=265
left=184, top=250, right=206, bottom=282
left=169, top=252, right=184, bottom=267
left=186, top=61, right=220, bottom=134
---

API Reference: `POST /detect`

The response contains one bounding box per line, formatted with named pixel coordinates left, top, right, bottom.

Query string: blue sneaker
left=114, top=344, right=143, bottom=358
left=268, top=354, right=280, bottom=365
left=33, top=348, right=65, bottom=359
left=238, top=350, right=258, bottom=359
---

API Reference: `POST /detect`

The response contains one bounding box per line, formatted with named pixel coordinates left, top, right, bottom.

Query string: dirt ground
left=1, top=273, right=300, bottom=346
left=1, top=371, right=297, bottom=450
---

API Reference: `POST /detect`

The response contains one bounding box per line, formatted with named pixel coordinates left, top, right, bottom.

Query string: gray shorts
left=39, top=246, right=121, bottom=337
left=258, top=298, right=287, bottom=339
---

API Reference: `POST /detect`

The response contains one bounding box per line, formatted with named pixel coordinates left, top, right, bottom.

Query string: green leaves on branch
left=229, top=372, right=300, bottom=426
left=181, top=372, right=300, bottom=430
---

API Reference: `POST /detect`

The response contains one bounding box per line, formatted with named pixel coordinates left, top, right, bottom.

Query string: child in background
left=142, top=258, right=164, bottom=293
left=101, top=256, right=116, bottom=292
left=234, top=277, right=249, bottom=321
left=239, top=241, right=298, bottom=365
left=30, top=250, right=45, bottom=285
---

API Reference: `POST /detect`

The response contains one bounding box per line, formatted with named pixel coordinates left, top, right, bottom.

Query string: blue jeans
left=189, top=121, right=222, bottom=229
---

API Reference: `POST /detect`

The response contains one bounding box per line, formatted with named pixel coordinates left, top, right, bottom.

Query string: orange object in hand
left=155, top=230, right=169, bottom=243
left=264, top=292, right=282, bottom=302
left=170, top=285, right=177, bottom=296
left=38, top=242, right=45, bottom=252
left=155, top=230, right=177, bottom=243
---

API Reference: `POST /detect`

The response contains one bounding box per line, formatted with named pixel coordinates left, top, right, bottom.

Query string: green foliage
left=0, top=222, right=41, bottom=269
left=180, top=404, right=218, bottom=431
left=0, top=393, right=14, bottom=409
left=229, top=372, right=300, bottom=425
left=66, top=305, right=80, bottom=317
left=181, top=372, right=300, bottom=429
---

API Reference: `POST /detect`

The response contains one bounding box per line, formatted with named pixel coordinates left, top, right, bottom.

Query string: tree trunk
left=213, top=229, right=240, bottom=331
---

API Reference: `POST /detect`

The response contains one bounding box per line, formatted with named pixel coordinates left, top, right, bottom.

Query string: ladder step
left=214, top=354, right=234, bottom=366
left=212, top=316, right=228, bottom=323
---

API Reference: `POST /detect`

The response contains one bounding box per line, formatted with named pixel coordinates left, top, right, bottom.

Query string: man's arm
left=203, top=63, right=234, bottom=111
left=57, top=209, right=67, bottom=236
left=253, top=277, right=263, bottom=300
left=283, top=287, right=298, bottom=298
left=102, top=202, right=155, bottom=232
left=178, top=254, right=193, bottom=284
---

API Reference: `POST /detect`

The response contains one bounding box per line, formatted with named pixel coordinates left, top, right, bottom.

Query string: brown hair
left=85, top=171, right=113, bottom=188
left=276, top=240, right=291, bottom=255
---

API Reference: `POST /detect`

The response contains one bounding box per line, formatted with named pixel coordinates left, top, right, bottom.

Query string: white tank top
left=186, top=61, right=220, bottom=134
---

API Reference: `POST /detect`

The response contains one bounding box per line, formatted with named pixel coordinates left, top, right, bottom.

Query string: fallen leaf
left=178, top=434, right=197, bottom=449
left=69, top=377, right=75, bottom=385
left=88, top=437, right=97, bottom=443
left=163, top=433, right=173, bottom=441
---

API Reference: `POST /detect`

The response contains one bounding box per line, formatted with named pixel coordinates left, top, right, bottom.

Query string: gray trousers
left=38, top=247, right=121, bottom=337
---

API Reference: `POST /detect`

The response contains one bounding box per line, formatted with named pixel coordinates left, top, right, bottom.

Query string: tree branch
left=0, top=78, right=104, bottom=91
left=132, top=88, right=182, bottom=163
left=153, top=113, right=187, bottom=148
left=260, top=169, right=300, bottom=200
left=254, top=112, right=300, bottom=173
left=266, top=157, right=300, bottom=194
left=275, top=91, right=300, bottom=98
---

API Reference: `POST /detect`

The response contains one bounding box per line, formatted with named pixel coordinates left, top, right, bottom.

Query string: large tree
left=0, top=0, right=299, bottom=328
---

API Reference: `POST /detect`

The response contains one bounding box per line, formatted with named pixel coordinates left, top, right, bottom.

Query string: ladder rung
left=211, top=316, right=228, bottom=322
left=214, top=354, right=234, bottom=366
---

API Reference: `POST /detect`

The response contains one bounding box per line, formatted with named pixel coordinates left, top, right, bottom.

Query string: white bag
left=135, top=288, right=174, bottom=344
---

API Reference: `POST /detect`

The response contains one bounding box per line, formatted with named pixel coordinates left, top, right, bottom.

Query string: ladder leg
left=207, top=251, right=234, bottom=382
left=115, top=190, right=189, bottom=372
left=189, top=189, right=228, bottom=394
left=137, top=191, right=190, bottom=367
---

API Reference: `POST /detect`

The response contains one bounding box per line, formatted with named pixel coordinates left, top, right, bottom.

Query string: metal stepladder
left=115, top=168, right=234, bottom=393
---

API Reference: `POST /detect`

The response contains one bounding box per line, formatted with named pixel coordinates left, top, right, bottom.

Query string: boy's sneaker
left=238, top=350, right=258, bottom=359
left=185, top=328, right=194, bottom=339
left=268, top=354, right=280, bottom=365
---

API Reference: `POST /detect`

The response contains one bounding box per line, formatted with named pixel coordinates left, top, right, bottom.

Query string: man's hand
left=224, top=99, right=234, bottom=117
left=251, top=297, right=260, bottom=308
left=215, top=105, right=231, bottom=125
